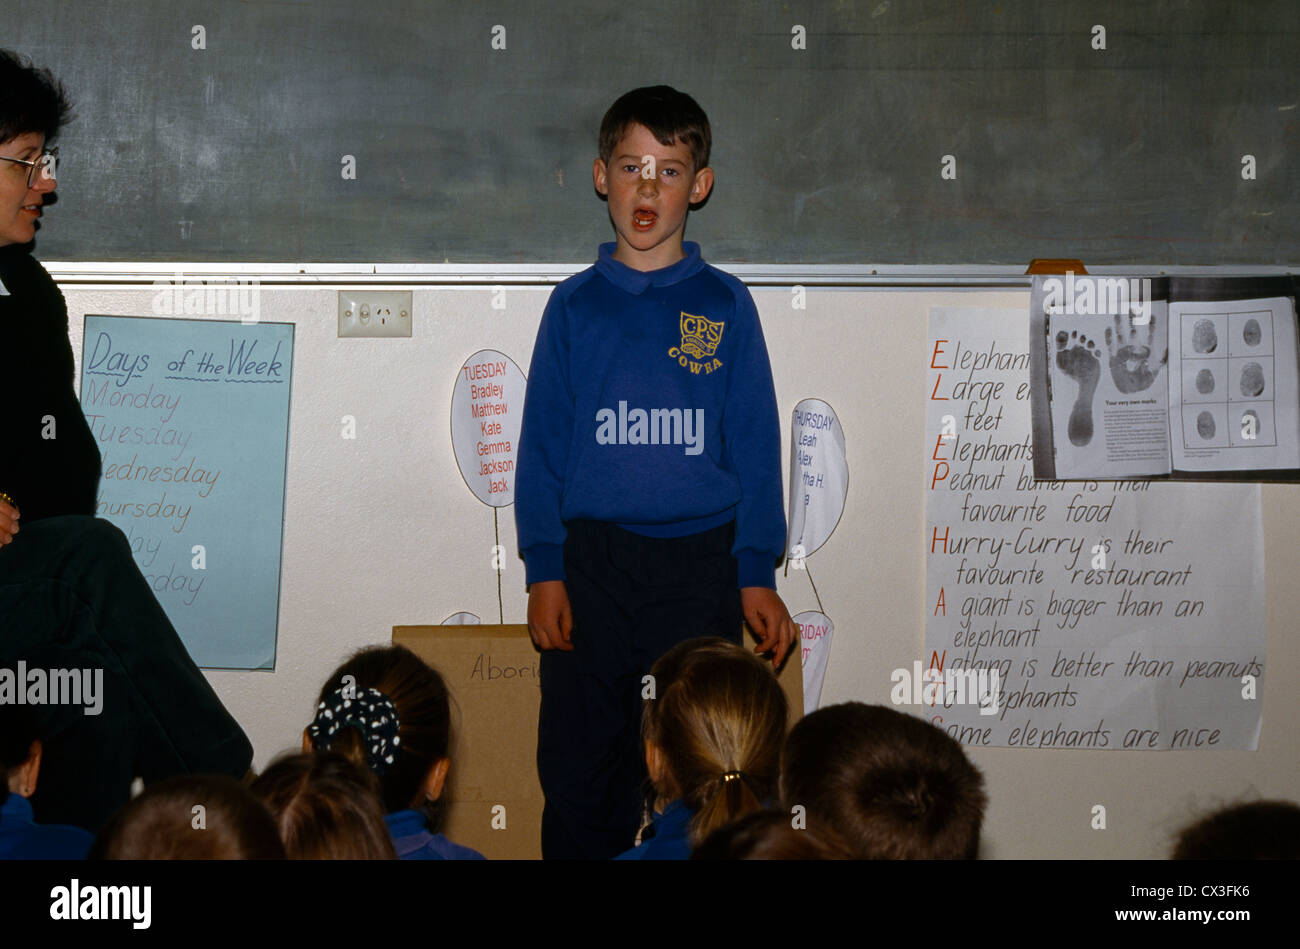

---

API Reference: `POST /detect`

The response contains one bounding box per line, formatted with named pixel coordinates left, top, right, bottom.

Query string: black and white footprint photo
left=1055, top=330, right=1100, bottom=446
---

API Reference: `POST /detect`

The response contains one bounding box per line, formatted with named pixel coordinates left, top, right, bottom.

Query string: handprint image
left=1104, top=311, right=1168, bottom=394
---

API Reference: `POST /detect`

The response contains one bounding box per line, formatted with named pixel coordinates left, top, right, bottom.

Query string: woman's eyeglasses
left=0, top=147, right=58, bottom=187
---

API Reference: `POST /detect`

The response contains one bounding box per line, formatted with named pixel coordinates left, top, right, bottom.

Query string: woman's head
left=304, top=645, right=453, bottom=819
left=642, top=637, right=788, bottom=847
left=0, top=50, right=70, bottom=248
left=251, top=752, right=397, bottom=859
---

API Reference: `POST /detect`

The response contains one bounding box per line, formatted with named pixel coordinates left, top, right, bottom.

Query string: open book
left=1030, top=275, right=1300, bottom=480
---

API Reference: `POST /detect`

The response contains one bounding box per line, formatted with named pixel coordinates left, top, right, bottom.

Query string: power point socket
left=338, top=291, right=413, bottom=338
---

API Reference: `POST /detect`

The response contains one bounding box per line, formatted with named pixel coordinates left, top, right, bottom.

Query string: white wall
left=61, top=282, right=1300, bottom=859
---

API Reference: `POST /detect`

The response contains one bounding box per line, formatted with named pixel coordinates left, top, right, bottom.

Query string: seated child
left=90, top=774, right=284, bottom=859
left=0, top=703, right=94, bottom=859
left=252, top=751, right=396, bottom=859
left=303, top=644, right=484, bottom=860
left=780, top=702, right=987, bottom=859
left=615, top=637, right=787, bottom=860
left=1172, top=799, right=1300, bottom=859
left=691, top=808, right=854, bottom=860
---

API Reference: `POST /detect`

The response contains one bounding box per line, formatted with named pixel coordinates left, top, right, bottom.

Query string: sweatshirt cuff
left=524, top=544, right=566, bottom=586
left=736, top=550, right=777, bottom=590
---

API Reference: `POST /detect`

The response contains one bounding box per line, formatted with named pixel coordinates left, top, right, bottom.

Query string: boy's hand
left=741, top=587, right=797, bottom=668
left=0, top=498, right=19, bottom=547
left=527, top=580, right=575, bottom=651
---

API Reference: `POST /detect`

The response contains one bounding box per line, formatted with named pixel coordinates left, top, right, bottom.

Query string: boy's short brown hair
left=599, top=85, right=711, bottom=173
left=91, top=774, right=285, bottom=860
left=780, top=703, right=987, bottom=859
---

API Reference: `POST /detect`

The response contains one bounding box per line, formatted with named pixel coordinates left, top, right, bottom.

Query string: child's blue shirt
left=0, top=793, right=93, bottom=859
left=384, top=810, right=486, bottom=860
left=613, top=799, right=694, bottom=860
left=515, top=242, right=785, bottom=589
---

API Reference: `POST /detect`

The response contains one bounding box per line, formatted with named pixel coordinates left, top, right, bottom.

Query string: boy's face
left=593, top=122, right=712, bottom=272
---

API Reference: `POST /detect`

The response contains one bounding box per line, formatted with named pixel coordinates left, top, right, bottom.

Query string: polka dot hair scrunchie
left=306, top=686, right=402, bottom=774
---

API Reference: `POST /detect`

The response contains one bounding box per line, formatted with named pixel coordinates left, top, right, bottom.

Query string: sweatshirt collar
left=595, top=241, right=704, bottom=294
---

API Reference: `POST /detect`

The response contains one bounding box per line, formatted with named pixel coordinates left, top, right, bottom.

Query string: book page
left=1168, top=297, right=1300, bottom=472
left=1044, top=302, right=1171, bottom=479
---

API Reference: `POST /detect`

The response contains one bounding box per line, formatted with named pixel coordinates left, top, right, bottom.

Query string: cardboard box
left=392, top=624, right=803, bottom=859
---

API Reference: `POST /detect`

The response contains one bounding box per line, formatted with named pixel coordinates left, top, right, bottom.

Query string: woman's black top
left=0, top=243, right=101, bottom=522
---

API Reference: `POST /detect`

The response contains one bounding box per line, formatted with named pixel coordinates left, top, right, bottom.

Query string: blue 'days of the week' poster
left=79, top=315, right=294, bottom=669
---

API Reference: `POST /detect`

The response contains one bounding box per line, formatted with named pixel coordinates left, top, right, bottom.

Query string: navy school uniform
left=515, top=242, right=785, bottom=859
left=0, top=793, right=93, bottom=859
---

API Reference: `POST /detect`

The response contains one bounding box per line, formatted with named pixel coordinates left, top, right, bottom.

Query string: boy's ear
left=301, top=728, right=312, bottom=752
left=592, top=157, right=609, bottom=196
left=689, top=166, right=714, bottom=205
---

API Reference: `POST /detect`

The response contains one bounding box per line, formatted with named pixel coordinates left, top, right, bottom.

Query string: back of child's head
left=306, top=644, right=451, bottom=818
left=90, top=775, right=284, bottom=859
left=0, top=701, right=38, bottom=808
left=251, top=751, right=396, bottom=859
left=1172, top=799, right=1300, bottom=859
left=781, top=702, right=986, bottom=859
left=692, top=808, right=855, bottom=860
left=642, top=636, right=787, bottom=847
left=599, top=85, right=711, bottom=173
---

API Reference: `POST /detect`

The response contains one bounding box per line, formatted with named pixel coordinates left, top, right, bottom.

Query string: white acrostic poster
left=793, top=611, right=834, bottom=714
left=786, top=398, right=848, bottom=560
left=924, top=307, right=1265, bottom=750
left=450, top=349, right=527, bottom=506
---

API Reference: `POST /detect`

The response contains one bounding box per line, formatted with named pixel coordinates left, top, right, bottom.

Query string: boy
left=780, top=703, right=988, bottom=859
left=516, top=86, right=795, bottom=859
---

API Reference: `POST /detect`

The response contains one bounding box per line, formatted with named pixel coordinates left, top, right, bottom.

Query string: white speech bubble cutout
left=451, top=349, right=527, bottom=507
left=792, top=611, right=834, bottom=714
left=786, top=399, right=848, bottom=559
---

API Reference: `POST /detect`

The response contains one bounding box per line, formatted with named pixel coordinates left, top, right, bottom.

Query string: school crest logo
left=668, top=312, right=725, bottom=376
left=679, top=312, right=724, bottom=358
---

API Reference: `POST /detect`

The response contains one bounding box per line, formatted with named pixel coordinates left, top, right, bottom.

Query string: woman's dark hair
left=0, top=702, right=39, bottom=808
left=0, top=49, right=74, bottom=143
left=251, top=752, right=396, bottom=859
left=90, top=775, right=285, bottom=860
left=308, top=645, right=452, bottom=821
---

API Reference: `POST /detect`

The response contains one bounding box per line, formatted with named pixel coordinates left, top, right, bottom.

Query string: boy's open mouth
left=633, top=209, right=657, bottom=231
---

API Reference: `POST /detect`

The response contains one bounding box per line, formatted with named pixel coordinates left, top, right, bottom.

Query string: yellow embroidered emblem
left=678, top=312, right=725, bottom=358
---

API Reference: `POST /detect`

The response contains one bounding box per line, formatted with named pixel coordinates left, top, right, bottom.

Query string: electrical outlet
left=338, top=291, right=413, bottom=338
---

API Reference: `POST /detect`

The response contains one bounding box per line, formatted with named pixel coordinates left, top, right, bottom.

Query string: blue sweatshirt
left=515, top=242, right=785, bottom=589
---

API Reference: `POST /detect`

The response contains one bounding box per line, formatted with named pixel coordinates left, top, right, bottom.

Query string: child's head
left=251, top=751, right=396, bottom=859
left=642, top=637, right=787, bottom=847
left=781, top=703, right=987, bottom=859
left=1, top=702, right=40, bottom=806
left=304, top=645, right=452, bottom=820
left=90, top=775, right=285, bottom=859
left=1172, top=799, right=1300, bottom=859
left=598, top=85, right=711, bottom=175
left=692, top=808, right=855, bottom=860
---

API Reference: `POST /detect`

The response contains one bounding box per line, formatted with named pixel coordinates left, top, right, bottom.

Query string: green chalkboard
left=6, top=0, right=1297, bottom=265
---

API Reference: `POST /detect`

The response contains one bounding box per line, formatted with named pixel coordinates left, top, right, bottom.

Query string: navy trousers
left=537, top=519, right=744, bottom=860
left=0, top=516, right=253, bottom=832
